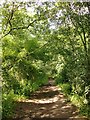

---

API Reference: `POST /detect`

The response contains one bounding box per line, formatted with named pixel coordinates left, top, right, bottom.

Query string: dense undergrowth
left=56, top=72, right=90, bottom=118
left=2, top=77, right=48, bottom=119
left=1, top=1, right=90, bottom=119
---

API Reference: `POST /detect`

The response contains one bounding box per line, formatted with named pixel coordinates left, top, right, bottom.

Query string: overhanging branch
left=2, top=19, right=36, bottom=38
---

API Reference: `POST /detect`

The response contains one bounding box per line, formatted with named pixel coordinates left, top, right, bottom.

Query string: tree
left=1, top=1, right=90, bottom=118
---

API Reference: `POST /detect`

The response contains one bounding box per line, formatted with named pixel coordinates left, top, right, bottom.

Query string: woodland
left=1, top=1, right=90, bottom=119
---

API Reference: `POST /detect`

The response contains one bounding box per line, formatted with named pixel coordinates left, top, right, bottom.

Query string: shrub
left=55, top=67, right=69, bottom=85
left=80, top=104, right=90, bottom=117
left=70, top=94, right=83, bottom=107
left=2, top=90, right=15, bottom=119
left=59, top=83, right=72, bottom=95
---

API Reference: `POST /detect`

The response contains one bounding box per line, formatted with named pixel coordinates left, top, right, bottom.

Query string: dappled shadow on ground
left=30, top=90, right=59, bottom=99
left=12, top=81, right=88, bottom=120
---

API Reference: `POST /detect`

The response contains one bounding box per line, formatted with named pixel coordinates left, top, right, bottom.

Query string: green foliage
left=70, top=94, right=90, bottom=117
left=80, top=104, right=90, bottom=117
left=1, top=1, right=90, bottom=119
left=55, top=67, right=69, bottom=84
left=2, top=91, right=15, bottom=118
left=59, top=83, right=72, bottom=95
left=25, top=39, right=39, bottom=52
left=21, top=81, right=33, bottom=96
left=70, top=94, right=84, bottom=107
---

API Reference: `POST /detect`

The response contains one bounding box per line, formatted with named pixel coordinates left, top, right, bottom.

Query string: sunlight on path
left=14, top=80, right=89, bottom=120
left=25, top=86, right=62, bottom=104
left=25, top=96, right=59, bottom=104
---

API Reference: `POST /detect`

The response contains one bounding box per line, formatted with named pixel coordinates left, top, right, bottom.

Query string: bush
left=80, top=104, right=90, bottom=117
left=70, top=94, right=84, bottom=107
left=18, top=81, right=32, bottom=97
left=55, top=67, right=69, bottom=85
left=59, top=83, right=72, bottom=95
left=2, top=90, right=15, bottom=119
left=55, top=75, right=63, bottom=84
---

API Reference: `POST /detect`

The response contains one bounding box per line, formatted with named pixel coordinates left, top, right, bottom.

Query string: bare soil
left=13, top=80, right=89, bottom=120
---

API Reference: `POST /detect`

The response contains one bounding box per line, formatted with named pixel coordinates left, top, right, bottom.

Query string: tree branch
left=2, top=19, right=36, bottom=38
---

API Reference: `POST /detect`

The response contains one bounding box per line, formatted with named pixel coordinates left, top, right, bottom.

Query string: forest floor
left=13, top=80, right=89, bottom=120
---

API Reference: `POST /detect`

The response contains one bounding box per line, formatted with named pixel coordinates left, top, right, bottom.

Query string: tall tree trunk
left=86, top=2, right=90, bottom=85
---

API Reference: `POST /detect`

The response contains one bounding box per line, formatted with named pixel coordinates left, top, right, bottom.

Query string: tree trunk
left=86, top=2, right=90, bottom=85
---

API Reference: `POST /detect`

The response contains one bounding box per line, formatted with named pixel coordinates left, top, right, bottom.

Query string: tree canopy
left=1, top=1, right=90, bottom=118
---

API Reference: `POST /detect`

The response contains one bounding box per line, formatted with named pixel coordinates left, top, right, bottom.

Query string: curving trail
left=13, top=80, right=89, bottom=120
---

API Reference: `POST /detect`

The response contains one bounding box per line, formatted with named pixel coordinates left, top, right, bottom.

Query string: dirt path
left=13, top=80, right=88, bottom=120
